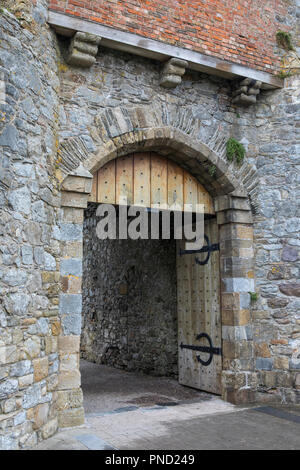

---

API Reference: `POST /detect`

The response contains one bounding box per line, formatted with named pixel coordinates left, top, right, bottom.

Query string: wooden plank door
left=177, top=217, right=222, bottom=394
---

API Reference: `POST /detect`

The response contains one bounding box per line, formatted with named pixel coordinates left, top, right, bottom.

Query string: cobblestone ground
left=34, top=361, right=300, bottom=450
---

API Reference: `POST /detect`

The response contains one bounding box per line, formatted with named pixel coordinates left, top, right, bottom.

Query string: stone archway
left=56, top=106, right=258, bottom=428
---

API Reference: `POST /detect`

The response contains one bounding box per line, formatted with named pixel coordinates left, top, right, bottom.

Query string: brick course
left=48, top=0, right=290, bottom=74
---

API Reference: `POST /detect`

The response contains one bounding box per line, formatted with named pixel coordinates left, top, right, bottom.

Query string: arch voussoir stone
left=57, top=104, right=259, bottom=202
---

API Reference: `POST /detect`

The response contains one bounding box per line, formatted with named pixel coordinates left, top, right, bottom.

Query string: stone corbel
left=160, top=58, right=188, bottom=88
left=214, top=195, right=253, bottom=225
left=66, top=32, right=102, bottom=67
left=232, top=78, right=262, bottom=106
left=61, top=164, right=93, bottom=208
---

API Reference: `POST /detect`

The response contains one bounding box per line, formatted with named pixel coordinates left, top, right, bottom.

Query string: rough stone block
left=61, top=191, right=90, bottom=209
left=60, top=224, right=83, bottom=242
left=217, top=209, right=253, bottom=225
left=279, top=283, right=300, bottom=297
left=10, top=360, right=32, bottom=377
left=60, top=258, right=82, bottom=277
left=254, top=342, right=271, bottom=358
left=32, top=403, right=50, bottom=430
left=61, top=275, right=82, bottom=294
left=61, top=313, right=82, bottom=336
left=221, top=308, right=250, bottom=326
left=58, top=336, right=80, bottom=354
left=46, top=374, right=58, bottom=392
left=33, top=357, right=49, bottom=382
left=61, top=175, right=93, bottom=194
left=256, top=357, right=273, bottom=371
left=51, top=321, right=61, bottom=336
left=58, top=407, right=84, bottom=428
left=274, top=356, right=289, bottom=370
left=222, top=277, right=255, bottom=293
left=62, top=208, right=84, bottom=224
left=0, top=378, right=18, bottom=399
left=59, top=353, right=79, bottom=372
left=22, top=383, right=42, bottom=409
left=18, top=374, right=34, bottom=389
left=41, top=418, right=58, bottom=439
left=58, top=370, right=81, bottom=390
left=59, top=294, right=82, bottom=315
left=45, top=337, right=58, bottom=355
left=57, top=388, right=83, bottom=411
left=0, top=346, right=18, bottom=365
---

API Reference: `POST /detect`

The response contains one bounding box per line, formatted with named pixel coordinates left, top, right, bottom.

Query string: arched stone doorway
left=81, top=152, right=221, bottom=394
left=57, top=120, right=256, bottom=428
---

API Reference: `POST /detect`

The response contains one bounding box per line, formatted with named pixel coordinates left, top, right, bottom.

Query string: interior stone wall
left=82, top=204, right=178, bottom=377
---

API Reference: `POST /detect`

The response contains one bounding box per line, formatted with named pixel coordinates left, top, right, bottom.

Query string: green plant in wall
left=276, top=31, right=294, bottom=51
left=249, top=292, right=258, bottom=303
left=226, top=138, right=245, bottom=164
left=208, top=165, right=216, bottom=177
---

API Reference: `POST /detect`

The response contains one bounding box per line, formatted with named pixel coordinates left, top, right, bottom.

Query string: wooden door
left=177, top=217, right=222, bottom=394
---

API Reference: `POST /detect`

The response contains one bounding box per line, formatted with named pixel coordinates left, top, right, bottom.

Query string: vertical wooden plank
left=88, top=173, right=97, bottom=202
left=133, top=153, right=151, bottom=207
left=198, top=183, right=214, bottom=214
left=116, top=155, right=133, bottom=205
left=150, top=154, right=168, bottom=210
left=183, top=170, right=198, bottom=212
left=177, top=239, right=194, bottom=387
left=177, top=217, right=221, bottom=394
left=97, top=160, right=116, bottom=204
left=167, top=160, right=183, bottom=211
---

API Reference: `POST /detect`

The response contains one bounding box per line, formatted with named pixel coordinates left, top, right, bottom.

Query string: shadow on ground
left=80, top=359, right=213, bottom=414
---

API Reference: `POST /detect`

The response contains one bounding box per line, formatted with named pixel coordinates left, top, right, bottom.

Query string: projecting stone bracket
left=160, top=58, right=188, bottom=88
left=232, top=77, right=262, bottom=106
left=61, top=164, right=93, bottom=208
left=66, top=32, right=102, bottom=67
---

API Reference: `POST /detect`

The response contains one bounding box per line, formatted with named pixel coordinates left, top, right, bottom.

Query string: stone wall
left=82, top=204, right=178, bottom=377
left=236, top=75, right=300, bottom=403
left=0, top=1, right=62, bottom=449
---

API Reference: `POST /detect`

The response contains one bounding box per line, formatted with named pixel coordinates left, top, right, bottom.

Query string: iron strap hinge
left=180, top=333, right=222, bottom=366
left=179, top=235, right=220, bottom=265
left=180, top=343, right=221, bottom=356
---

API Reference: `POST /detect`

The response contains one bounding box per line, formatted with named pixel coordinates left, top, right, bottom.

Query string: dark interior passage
left=82, top=203, right=178, bottom=377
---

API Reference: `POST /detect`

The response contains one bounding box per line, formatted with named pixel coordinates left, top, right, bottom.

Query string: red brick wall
left=48, top=0, right=290, bottom=74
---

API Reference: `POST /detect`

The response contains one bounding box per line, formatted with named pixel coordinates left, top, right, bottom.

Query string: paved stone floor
left=35, top=361, right=300, bottom=450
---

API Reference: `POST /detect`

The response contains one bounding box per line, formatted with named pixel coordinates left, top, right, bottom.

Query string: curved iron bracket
left=180, top=333, right=222, bottom=367
left=179, top=235, right=219, bottom=265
